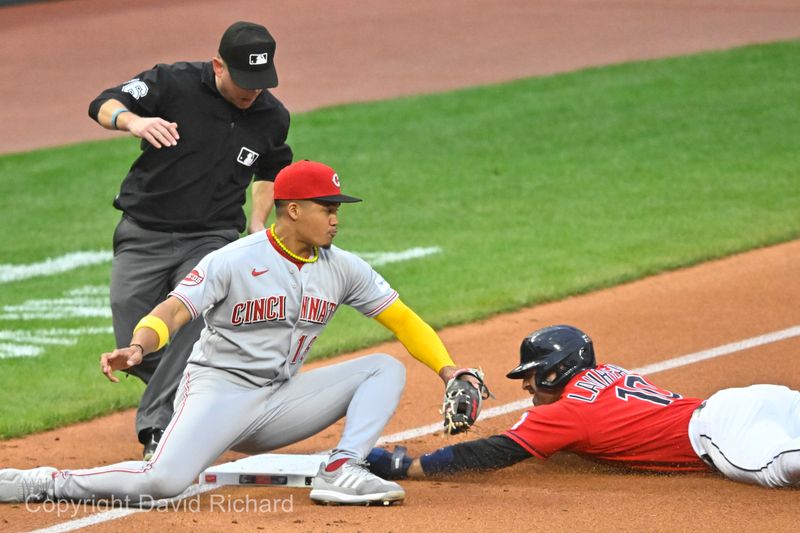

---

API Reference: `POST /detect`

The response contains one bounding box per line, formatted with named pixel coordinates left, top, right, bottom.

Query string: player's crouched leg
left=231, top=354, right=406, bottom=460
left=332, top=353, right=406, bottom=455
left=137, top=465, right=197, bottom=502
left=355, top=353, right=407, bottom=404
left=52, top=459, right=198, bottom=504
left=360, top=353, right=406, bottom=386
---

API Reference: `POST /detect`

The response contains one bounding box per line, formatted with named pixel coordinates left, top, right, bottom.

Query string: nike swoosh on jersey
left=251, top=268, right=269, bottom=277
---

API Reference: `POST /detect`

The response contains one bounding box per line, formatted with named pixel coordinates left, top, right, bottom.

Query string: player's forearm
left=406, top=458, right=426, bottom=479
left=96, top=99, right=137, bottom=131
left=392, top=436, right=532, bottom=479
left=374, top=300, right=455, bottom=378
left=131, top=297, right=191, bottom=356
left=249, top=180, right=275, bottom=233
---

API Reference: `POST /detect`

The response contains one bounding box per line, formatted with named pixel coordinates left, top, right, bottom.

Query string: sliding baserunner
left=368, top=325, right=800, bottom=489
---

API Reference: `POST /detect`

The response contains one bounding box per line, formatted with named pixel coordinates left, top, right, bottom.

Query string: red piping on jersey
left=366, top=291, right=398, bottom=317
left=170, top=290, right=199, bottom=320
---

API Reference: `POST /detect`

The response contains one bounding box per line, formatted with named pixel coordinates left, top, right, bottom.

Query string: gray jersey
left=169, top=231, right=398, bottom=385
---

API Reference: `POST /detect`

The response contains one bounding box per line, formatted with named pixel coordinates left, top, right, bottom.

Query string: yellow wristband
left=133, top=315, right=170, bottom=351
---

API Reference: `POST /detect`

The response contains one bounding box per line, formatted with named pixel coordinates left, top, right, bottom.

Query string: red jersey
left=504, top=364, right=708, bottom=471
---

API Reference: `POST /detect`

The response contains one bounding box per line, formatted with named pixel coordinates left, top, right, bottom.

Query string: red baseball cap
left=273, top=160, right=362, bottom=203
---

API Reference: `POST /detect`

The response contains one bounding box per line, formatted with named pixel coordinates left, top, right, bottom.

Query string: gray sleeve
left=168, top=250, right=230, bottom=320
left=340, top=252, right=398, bottom=317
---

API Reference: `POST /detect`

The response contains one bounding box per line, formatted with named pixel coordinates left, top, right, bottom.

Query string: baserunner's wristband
left=133, top=315, right=169, bottom=350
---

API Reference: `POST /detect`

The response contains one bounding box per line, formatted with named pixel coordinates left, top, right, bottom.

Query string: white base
left=200, top=454, right=327, bottom=488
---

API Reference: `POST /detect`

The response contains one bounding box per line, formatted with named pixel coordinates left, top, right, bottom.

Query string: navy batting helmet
left=506, top=325, right=596, bottom=390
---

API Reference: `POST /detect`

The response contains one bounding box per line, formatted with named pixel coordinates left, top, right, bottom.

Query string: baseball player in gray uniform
left=0, top=160, right=482, bottom=506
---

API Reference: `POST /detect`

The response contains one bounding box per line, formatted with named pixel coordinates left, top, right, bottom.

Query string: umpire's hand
left=126, top=116, right=180, bottom=149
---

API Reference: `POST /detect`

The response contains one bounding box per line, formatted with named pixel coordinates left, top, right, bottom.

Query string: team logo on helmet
left=332, top=173, right=340, bottom=187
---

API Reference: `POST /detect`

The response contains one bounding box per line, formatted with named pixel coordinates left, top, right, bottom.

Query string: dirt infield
left=3, top=241, right=799, bottom=532
left=3, top=0, right=800, bottom=154
left=2, top=1, right=800, bottom=532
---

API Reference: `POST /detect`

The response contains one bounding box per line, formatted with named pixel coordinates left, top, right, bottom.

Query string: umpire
left=87, top=21, right=293, bottom=459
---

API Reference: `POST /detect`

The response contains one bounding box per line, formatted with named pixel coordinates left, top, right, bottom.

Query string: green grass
left=1, top=40, right=799, bottom=438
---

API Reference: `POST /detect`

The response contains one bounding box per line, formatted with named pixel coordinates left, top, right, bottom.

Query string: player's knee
left=373, top=353, right=406, bottom=384
left=142, top=468, right=193, bottom=500
left=779, top=449, right=800, bottom=487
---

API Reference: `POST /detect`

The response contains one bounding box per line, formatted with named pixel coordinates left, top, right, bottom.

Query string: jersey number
left=615, top=375, right=681, bottom=406
left=290, top=335, right=317, bottom=366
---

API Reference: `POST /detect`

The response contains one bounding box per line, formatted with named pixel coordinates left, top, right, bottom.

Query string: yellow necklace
left=269, top=224, right=319, bottom=263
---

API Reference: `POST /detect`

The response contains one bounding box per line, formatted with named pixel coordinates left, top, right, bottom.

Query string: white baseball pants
left=688, top=384, right=800, bottom=488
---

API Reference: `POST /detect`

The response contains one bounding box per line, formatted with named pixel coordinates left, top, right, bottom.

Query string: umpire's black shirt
left=88, top=62, right=292, bottom=233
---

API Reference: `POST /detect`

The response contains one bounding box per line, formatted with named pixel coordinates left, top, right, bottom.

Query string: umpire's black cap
left=219, top=21, right=279, bottom=89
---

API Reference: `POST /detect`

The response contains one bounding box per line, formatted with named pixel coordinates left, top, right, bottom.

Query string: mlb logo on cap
left=250, top=53, right=269, bottom=66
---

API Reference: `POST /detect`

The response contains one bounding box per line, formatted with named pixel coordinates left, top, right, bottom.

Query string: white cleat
left=310, top=459, right=404, bottom=506
left=0, top=467, right=57, bottom=503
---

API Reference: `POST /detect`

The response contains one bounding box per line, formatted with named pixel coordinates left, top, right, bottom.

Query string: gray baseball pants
left=110, top=216, right=239, bottom=442
left=53, top=354, right=406, bottom=501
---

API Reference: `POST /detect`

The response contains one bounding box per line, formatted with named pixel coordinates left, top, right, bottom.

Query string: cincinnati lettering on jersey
left=566, top=364, right=629, bottom=403
left=231, top=295, right=286, bottom=326
left=299, top=295, right=338, bottom=325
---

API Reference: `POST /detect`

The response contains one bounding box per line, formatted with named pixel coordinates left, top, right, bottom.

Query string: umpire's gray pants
left=110, top=216, right=239, bottom=442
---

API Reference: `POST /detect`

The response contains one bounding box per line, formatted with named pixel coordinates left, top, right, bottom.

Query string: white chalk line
left=379, top=325, right=800, bottom=443
left=0, top=248, right=442, bottom=285
left=0, top=327, right=114, bottom=359
left=26, top=324, right=800, bottom=533
left=0, top=252, right=112, bottom=284
left=358, top=247, right=441, bottom=267
left=0, top=286, right=113, bottom=359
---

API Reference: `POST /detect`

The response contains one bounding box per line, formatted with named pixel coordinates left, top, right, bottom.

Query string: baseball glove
left=441, top=368, right=493, bottom=435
